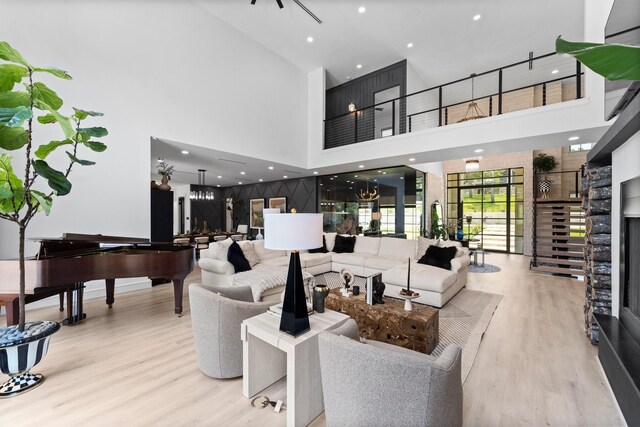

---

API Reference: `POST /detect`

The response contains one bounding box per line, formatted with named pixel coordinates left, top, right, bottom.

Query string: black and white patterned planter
left=0, top=320, right=60, bottom=398
left=538, top=179, right=551, bottom=198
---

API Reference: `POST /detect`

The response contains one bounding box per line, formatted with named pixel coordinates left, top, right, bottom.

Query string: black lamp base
left=279, top=251, right=310, bottom=337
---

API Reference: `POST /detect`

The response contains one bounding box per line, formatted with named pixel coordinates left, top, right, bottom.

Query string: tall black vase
left=280, top=251, right=310, bottom=337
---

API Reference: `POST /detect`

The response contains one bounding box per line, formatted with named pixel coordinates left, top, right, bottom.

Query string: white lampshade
left=264, top=213, right=323, bottom=250
left=263, top=208, right=281, bottom=215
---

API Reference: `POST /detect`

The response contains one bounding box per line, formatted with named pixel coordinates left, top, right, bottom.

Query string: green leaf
left=73, top=107, right=103, bottom=119
left=0, top=185, right=11, bottom=199
left=0, top=91, right=29, bottom=108
left=29, top=190, right=52, bottom=215
left=0, top=64, right=28, bottom=92
left=0, top=106, right=32, bottom=127
left=0, top=42, right=31, bottom=68
left=33, top=100, right=74, bottom=139
left=35, top=139, right=73, bottom=159
left=0, top=153, right=24, bottom=213
left=556, top=36, right=640, bottom=81
left=37, top=114, right=57, bottom=124
left=0, top=125, right=29, bottom=150
left=30, top=82, right=63, bottom=110
left=66, top=151, right=95, bottom=166
left=82, top=140, right=107, bottom=152
left=33, top=67, right=72, bottom=80
left=32, top=159, right=72, bottom=196
left=78, top=126, right=108, bottom=138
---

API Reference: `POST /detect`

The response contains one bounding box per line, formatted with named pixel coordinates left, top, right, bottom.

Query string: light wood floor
left=1, top=254, right=623, bottom=426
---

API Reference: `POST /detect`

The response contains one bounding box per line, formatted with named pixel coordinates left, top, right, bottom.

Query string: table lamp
left=264, top=212, right=323, bottom=337
left=257, top=208, right=280, bottom=240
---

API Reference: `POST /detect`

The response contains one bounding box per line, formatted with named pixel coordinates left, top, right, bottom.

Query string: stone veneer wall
left=582, top=165, right=612, bottom=344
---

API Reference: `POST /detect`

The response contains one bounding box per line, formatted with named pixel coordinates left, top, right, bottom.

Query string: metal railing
left=324, top=27, right=639, bottom=150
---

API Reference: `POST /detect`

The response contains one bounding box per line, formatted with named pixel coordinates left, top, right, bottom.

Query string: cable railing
left=323, top=27, right=638, bottom=150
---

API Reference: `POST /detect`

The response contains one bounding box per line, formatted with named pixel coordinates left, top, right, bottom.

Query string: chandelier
left=190, top=169, right=215, bottom=201
left=465, top=158, right=480, bottom=171
left=458, top=74, right=487, bottom=123
left=357, top=180, right=379, bottom=201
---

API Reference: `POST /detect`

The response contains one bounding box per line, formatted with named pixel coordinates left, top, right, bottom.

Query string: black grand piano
left=0, top=233, right=195, bottom=326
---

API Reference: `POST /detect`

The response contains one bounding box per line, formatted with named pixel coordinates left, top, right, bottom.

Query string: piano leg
left=59, top=292, right=64, bottom=312
left=2, top=297, right=19, bottom=326
left=105, top=279, right=115, bottom=308
left=172, top=278, right=185, bottom=317
left=63, top=283, right=87, bottom=326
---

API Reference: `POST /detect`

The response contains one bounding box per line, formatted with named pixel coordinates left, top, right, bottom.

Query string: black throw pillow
left=333, top=235, right=356, bottom=253
left=417, top=245, right=457, bottom=270
left=308, top=235, right=329, bottom=253
left=227, top=241, right=251, bottom=273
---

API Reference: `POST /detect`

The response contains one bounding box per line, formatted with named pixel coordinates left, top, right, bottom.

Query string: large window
left=447, top=168, right=524, bottom=253
left=319, top=166, right=424, bottom=238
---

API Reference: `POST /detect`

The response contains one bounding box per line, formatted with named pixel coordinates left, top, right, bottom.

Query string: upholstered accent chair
left=318, top=319, right=463, bottom=427
left=189, top=283, right=271, bottom=379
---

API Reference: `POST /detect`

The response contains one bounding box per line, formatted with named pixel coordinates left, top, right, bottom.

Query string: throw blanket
left=232, top=265, right=315, bottom=302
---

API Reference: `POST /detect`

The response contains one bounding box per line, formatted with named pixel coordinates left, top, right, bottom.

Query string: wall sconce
left=348, top=102, right=356, bottom=113
left=465, top=158, right=480, bottom=172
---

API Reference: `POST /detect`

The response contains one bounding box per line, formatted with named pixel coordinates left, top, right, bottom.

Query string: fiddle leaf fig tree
left=0, top=41, right=108, bottom=332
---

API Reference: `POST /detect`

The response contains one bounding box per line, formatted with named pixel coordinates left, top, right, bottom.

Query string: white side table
left=242, top=310, right=349, bottom=427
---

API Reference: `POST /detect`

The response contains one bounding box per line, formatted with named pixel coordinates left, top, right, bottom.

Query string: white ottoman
left=382, top=262, right=458, bottom=308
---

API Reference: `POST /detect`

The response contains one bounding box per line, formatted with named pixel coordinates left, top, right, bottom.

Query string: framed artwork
left=250, top=198, right=265, bottom=229
left=269, top=197, right=287, bottom=213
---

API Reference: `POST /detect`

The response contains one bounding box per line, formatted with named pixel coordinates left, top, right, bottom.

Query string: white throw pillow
left=239, top=242, right=260, bottom=267
left=415, top=236, right=438, bottom=259
left=324, top=232, right=337, bottom=252
left=438, top=240, right=464, bottom=257
left=209, top=238, right=233, bottom=261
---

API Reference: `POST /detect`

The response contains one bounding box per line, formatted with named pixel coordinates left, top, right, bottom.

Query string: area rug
left=314, top=272, right=502, bottom=382
left=468, top=263, right=501, bottom=273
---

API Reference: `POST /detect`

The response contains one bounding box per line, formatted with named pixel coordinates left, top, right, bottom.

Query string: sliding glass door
left=447, top=168, right=524, bottom=253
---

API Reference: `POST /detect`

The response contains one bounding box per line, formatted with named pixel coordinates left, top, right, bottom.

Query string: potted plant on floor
left=0, top=41, right=108, bottom=397
left=532, top=154, right=558, bottom=199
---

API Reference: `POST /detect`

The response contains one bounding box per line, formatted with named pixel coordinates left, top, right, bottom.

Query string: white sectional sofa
left=198, top=234, right=469, bottom=308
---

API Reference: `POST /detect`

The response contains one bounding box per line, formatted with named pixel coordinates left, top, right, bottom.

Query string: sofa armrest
left=451, top=255, right=470, bottom=273
left=198, top=258, right=235, bottom=275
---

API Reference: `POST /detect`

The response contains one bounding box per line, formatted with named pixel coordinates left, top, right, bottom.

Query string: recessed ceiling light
left=400, top=177, right=404, bottom=180
left=330, top=177, right=334, bottom=180
left=358, top=6, right=366, bottom=13
left=307, top=36, right=314, bottom=43
left=334, top=175, right=338, bottom=178
left=374, top=179, right=378, bottom=182
left=409, top=158, right=416, bottom=162
left=157, top=158, right=163, bottom=163
left=181, top=150, right=189, bottom=155
left=283, top=175, right=288, bottom=179
left=551, top=69, right=559, bottom=74
left=474, top=149, right=484, bottom=153
left=346, top=76, right=351, bottom=80
left=217, top=184, right=220, bottom=187
left=382, top=172, right=387, bottom=175
left=377, top=170, right=382, bottom=173
left=358, top=165, right=364, bottom=168
left=238, top=181, right=243, bottom=185
left=259, top=179, right=263, bottom=182
left=569, top=136, right=580, bottom=141
left=268, top=166, right=274, bottom=170
left=356, top=64, right=362, bottom=69
left=473, top=14, right=481, bottom=21
left=354, top=175, right=359, bottom=177
left=313, top=171, right=318, bottom=175
left=349, top=187, right=353, bottom=189
left=240, top=171, right=245, bottom=175
left=407, top=43, right=414, bottom=48
left=217, top=175, right=222, bottom=179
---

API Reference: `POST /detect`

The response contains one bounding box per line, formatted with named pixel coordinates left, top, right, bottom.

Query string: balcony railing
left=323, top=27, right=638, bottom=150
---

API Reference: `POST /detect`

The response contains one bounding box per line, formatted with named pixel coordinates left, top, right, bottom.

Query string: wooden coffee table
left=325, top=289, right=439, bottom=354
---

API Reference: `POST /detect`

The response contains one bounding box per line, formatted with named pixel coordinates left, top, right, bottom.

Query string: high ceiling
left=195, top=0, right=585, bottom=88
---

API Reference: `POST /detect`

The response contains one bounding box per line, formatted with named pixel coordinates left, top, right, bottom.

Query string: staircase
left=531, top=198, right=585, bottom=276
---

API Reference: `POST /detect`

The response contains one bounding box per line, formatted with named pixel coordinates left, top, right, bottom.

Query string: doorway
left=374, top=86, right=400, bottom=139
left=447, top=168, right=524, bottom=253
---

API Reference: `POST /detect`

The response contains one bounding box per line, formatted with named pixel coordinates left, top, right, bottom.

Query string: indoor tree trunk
left=19, top=225, right=26, bottom=332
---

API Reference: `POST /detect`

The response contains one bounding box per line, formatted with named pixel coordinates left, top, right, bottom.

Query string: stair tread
left=535, top=242, right=585, bottom=249
left=535, top=257, right=584, bottom=266
left=531, top=265, right=584, bottom=275
left=535, top=249, right=584, bottom=257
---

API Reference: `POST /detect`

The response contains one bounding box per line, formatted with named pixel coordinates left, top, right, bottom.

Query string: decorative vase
left=158, top=175, right=171, bottom=191
left=313, top=285, right=330, bottom=313
left=150, top=180, right=158, bottom=190
left=0, top=321, right=60, bottom=397
left=539, top=179, right=551, bottom=199
left=456, top=228, right=464, bottom=241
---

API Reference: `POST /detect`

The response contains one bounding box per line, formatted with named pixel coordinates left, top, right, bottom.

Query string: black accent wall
left=190, top=186, right=224, bottom=232
left=223, top=177, right=318, bottom=237
left=151, top=189, right=173, bottom=243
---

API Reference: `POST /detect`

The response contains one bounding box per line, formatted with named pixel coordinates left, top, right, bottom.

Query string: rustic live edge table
left=324, top=288, right=439, bottom=354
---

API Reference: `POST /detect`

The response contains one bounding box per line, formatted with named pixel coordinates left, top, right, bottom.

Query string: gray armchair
left=189, top=283, right=271, bottom=379
left=318, top=319, right=463, bottom=427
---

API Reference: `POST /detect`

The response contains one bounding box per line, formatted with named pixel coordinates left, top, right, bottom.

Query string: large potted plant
left=532, top=154, right=558, bottom=199
left=0, top=41, right=108, bottom=396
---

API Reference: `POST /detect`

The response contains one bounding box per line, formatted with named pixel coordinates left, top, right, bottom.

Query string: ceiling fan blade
left=293, top=0, right=323, bottom=24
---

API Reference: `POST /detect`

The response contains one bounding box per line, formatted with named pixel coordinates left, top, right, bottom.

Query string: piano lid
left=30, top=233, right=150, bottom=244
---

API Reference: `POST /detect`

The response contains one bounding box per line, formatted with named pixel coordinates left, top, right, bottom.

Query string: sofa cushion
left=378, top=237, right=416, bottom=260
left=353, top=236, right=381, bottom=255
left=208, top=238, right=234, bottom=261
left=260, top=257, right=290, bottom=267
left=238, top=241, right=260, bottom=267
left=253, top=239, right=286, bottom=260
left=364, top=255, right=406, bottom=271
left=324, top=232, right=337, bottom=252
left=331, top=252, right=367, bottom=267
left=308, top=235, right=329, bottom=253
left=333, top=235, right=356, bottom=253
left=227, top=241, right=251, bottom=273
left=415, top=237, right=438, bottom=260
left=383, top=262, right=457, bottom=293
left=301, top=252, right=332, bottom=268
left=418, top=245, right=457, bottom=270
left=438, top=239, right=465, bottom=257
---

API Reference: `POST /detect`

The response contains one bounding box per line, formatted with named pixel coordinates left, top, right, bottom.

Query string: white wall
left=611, top=130, right=640, bottom=317
left=0, top=0, right=308, bottom=306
